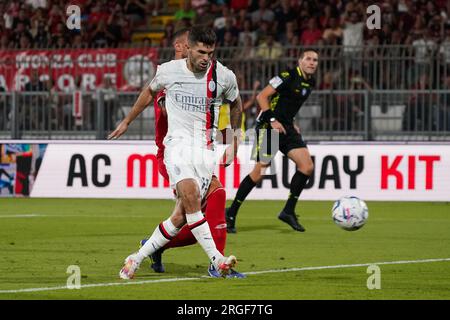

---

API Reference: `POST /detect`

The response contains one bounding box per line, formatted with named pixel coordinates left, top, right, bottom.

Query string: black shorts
left=251, top=123, right=307, bottom=163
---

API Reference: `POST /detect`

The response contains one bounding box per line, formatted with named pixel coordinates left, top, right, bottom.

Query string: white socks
left=137, top=217, right=180, bottom=262
left=186, top=211, right=223, bottom=268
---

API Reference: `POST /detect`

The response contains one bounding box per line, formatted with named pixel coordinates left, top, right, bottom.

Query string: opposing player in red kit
left=140, top=28, right=244, bottom=278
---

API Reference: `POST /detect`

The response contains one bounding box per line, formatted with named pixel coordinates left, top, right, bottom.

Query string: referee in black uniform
left=226, top=49, right=319, bottom=233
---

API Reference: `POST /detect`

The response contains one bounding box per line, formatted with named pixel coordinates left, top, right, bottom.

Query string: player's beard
left=192, top=58, right=209, bottom=73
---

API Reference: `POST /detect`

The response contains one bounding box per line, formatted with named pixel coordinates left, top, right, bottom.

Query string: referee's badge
left=208, top=80, right=216, bottom=92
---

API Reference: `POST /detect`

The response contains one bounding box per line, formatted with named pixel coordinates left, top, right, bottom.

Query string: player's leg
left=119, top=199, right=185, bottom=279
left=204, top=177, right=227, bottom=254
left=225, top=161, right=269, bottom=233
left=177, top=178, right=236, bottom=276
left=226, top=125, right=275, bottom=233
left=278, top=147, right=313, bottom=232
left=154, top=176, right=220, bottom=255
left=203, top=176, right=246, bottom=278
left=140, top=156, right=197, bottom=272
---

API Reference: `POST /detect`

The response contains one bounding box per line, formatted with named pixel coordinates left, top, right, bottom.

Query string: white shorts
left=164, top=144, right=217, bottom=199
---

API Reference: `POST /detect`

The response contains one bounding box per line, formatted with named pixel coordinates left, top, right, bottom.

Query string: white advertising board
left=26, top=142, right=450, bottom=201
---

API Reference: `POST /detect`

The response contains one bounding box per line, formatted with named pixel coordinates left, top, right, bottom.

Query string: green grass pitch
left=0, top=198, right=449, bottom=300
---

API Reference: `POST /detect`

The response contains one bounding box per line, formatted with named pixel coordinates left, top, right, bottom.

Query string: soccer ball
left=332, top=196, right=368, bottom=231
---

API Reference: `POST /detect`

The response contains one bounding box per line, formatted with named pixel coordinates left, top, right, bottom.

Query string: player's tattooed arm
left=108, top=87, right=155, bottom=140
left=229, top=95, right=242, bottom=130
left=222, top=95, right=242, bottom=167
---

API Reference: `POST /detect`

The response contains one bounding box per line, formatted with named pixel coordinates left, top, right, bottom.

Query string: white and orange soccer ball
left=332, top=196, right=369, bottom=231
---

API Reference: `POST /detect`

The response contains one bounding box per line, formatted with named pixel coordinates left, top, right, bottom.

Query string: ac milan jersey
left=149, top=58, right=239, bottom=150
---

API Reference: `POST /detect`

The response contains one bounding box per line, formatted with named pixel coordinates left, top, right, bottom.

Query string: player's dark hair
left=188, top=25, right=216, bottom=46
left=172, top=28, right=189, bottom=45
left=300, top=49, right=319, bottom=59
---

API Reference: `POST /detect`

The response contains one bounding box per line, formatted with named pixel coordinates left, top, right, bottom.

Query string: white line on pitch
left=0, top=214, right=43, bottom=218
left=0, top=214, right=156, bottom=218
left=0, top=257, right=449, bottom=294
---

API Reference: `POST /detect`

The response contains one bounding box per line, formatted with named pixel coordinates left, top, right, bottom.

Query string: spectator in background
left=175, top=1, right=196, bottom=22
left=380, top=2, right=396, bottom=27
left=214, top=5, right=234, bottom=30
left=322, top=17, right=342, bottom=45
left=319, top=4, right=338, bottom=30
left=222, top=30, right=237, bottom=47
left=47, top=3, right=65, bottom=34
left=2, top=2, right=16, bottom=30
left=279, top=21, right=297, bottom=46
left=25, top=71, right=45, bottom=92
left=44, top=78, right=60, bottom=130
left=30, top=7, right=46, bottom=34
left=234, top=8, right=249, bottom=31
left=256, top=33, right=283, bottom=60
left=403, top=74, right=437, bottom=131
left=318, top=71, right=342, bottom=131
left=423, top=1, right=440, bottom=26
left=191, top=0, right=210, bottom=16
left=251, top=0, right=275, bottom=26
left=24, top=71, right=47, bottom=130
left=0, top=17, right=10, bottom=43
left=25, top=0, right=47, bottom=10
left=33, top=20, right=49, bottom=48
left=10, top=22, right=33, bottom=49
left=12, top=8, right=31, bottom=30
left=300, top=17, right=323, bottom=46
left=162, top=22, right=175, bottom=42
left=106, top=5, right=127, bottom=47
left=100, top=77, right=120, bottom=132
left=113, top=7, right=132, bottom=46
left=71, top=34, right=86, bottom=49
left=348, top=72, right=372, bottom=131
left=438, top=75, right=450, bottom=131
left=18, top=34, right=32, bottom=49
left=273, top=0, right=296, bottom=40
left=411, top=29, right=437, bottom=82
left=216, top=17, right=239, bottom=47
left=439, top=25, right=450, bottom=66
left=343, top=0, right=365, bottom=18
left=91, top=20, right=116, bottom=48
left=254, top=20, right=271, bottom=46
left=238, top=19, right=256, bottom=46
left=230, top=0, right=250, bottom=12
left=124, top=0, right=147, bottom=28
left=342, top=11, right=364, bottom=74
left=49, top=22, right=66, bottom=47
left=0, top=34, right=10, bottom=49
left=286, top=32, right=301, bottom=61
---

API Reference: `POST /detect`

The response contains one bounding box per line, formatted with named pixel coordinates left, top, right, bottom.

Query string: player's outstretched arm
left=108, top=87, right=154, bottom=140
left=222, top=95, right=242, bottom=167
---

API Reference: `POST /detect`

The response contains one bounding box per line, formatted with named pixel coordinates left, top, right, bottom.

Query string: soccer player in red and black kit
left=140, top=28, right=244, bottom=278
left=226, top=50, right=319, bottom=233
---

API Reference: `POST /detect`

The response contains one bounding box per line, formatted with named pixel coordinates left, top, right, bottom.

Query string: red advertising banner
left=0, top=48, right=158, bottom=92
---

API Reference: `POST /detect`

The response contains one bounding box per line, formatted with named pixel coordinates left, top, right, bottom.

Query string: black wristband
left=261, top=109, right=276, bottom=123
